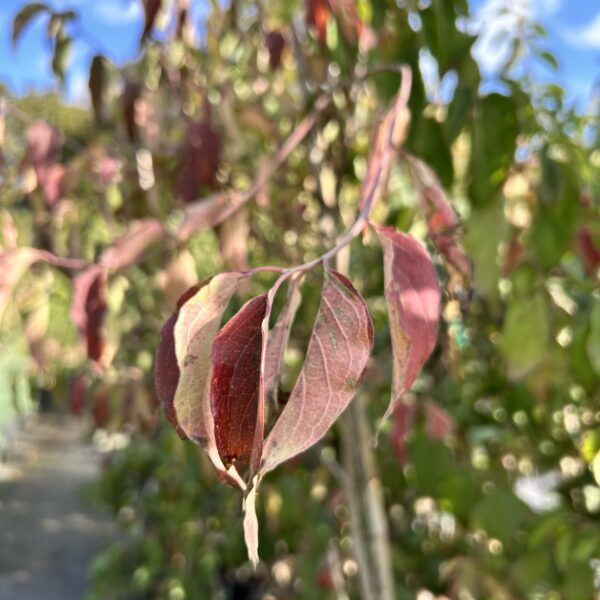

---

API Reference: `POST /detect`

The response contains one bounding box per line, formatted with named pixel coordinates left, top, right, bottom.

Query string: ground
left=0, top=413, right=114, bottom=599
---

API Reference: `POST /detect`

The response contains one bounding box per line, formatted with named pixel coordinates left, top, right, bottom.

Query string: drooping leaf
left=575, top=227, right=600, bottom=275
left=358, top=82, right=411, bottom=216
left=211, top=294, right=268, bottom=468
left=122, top=80, right=142, bottom=142
left=51, top=33, right=72, bottom=83
left=162, top=273, right=247, bottom=488
left=71, top=265, right=109, bottom=364
left=100, top=218, right=165, bottom=271
left=0, top=247, right=84, bottom=320
left=499, top=292, right=549, bottom=380
left=140, top=0, right=161, bottom=46
left=408, top=155, right=472, bottom=298
left=264, top=276, right=302, bottom=408
left=12, top=3, right=49, bottom=47
left=306, top=0, right=330, bottom=44
left=261, top=269, right=373, bottom=474
left=372, top=224, right=441, bottom=422
left=177, top=116, right=222, bottom=203
left=265, top=30, right=286, bottom=70
left=89, top=55, right=106, bottom=124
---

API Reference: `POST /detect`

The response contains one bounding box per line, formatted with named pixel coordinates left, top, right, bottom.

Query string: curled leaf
left=372, top=224, right=441, bottom=423
left=261, top=269, right=373, bottom=474
left=211, top=295, right=268, bottom=468
left=71, top=265, right=108, bottom=364
left=154, top=273, right=247, bottom=488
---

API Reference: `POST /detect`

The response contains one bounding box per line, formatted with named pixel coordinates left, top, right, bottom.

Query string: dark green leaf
left=12, top=3, right=50, bottom=47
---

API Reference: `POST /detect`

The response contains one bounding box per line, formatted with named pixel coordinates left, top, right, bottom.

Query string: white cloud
left=92, top=0, right=142, bottom=25
left=563, top=12, right=600, bottom=49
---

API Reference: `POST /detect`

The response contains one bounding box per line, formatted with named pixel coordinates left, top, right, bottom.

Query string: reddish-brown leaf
left=71, top=265, right=108, bottom=364
left=306, top=0, right=330, bottom=44
left=211, top=294, right=268, bottom=468
left=89, top=54, right=106, bottom=124
left=122, top=80, right=142, bottom=142
left=140, top=0, right=161, bottom=45
left=265, top=30, right=286, bottom=70
left=154, top=273, right=247, bottom=488
left=372, top=224, right=441, bottom=422
left=100, top=218, right=164, bottom=271
left=575, top=226, right=600, bottom=275
left=261, top=269, right=373, bottom=474
left=391, top=400, right=454, bottom=464
left=358, top=86, right=411, bottom=216
left=410, top=157, right=472, bottom=296
left=177, top=117, right=221, bottom=203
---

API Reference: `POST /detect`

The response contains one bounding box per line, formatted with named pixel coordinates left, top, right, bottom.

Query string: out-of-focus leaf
left=306, top=0, right=330, bottom=44
left=409, top=155, right=472, bottom=298
left=140, top=0, right=161, bottom=46
left=177, top=115, right=221, bottom=203
left=211, top=295, right=267, bottom=468
left=265, top=30, right=286, bottom=70
left=471, top=490, right=531, bottom=544
left=217, top=209, right=249, bottom=272
left=529, top=155, right=579, bottom=268
left=157, top=249, right=197, bottom=309
left=372, top=224, right=441, bottom=422
left=586, top=303, right=600, bottom=375
left=464, top=199, right=506, bottom=302
left=12, top=3, right=49, bottom=47
left=0, top=247, right=84, bottom=320
left=89, top=55, right=106, bottom=124
left=122, top=80, right=142, bottom=143
left=500, top=292, right=549, bottom=380
left=51, top=33, right=71, bottom=83
left=261, top=269, right=373, bottom=474
left=71, top=265, right=109, bottom=364
left=575, top=227, right=600, bottom=275
left=468, top=94, right=518, bottom=205
left=100, top=218, right=165, bottom=271
left=443, top=86, right=473, bottom=142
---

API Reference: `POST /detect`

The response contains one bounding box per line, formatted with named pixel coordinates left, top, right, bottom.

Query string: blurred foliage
left=1, top=0, right=600, bottom=598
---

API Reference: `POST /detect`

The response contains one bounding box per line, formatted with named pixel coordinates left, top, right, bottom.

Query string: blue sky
left=0, top=0, right=598, bottom=109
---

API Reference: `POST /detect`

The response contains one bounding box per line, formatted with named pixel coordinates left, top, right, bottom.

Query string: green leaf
left=51, top=34, right=72, bottom=83
left=468, top=94, right=518, bottom=205
left=463, top=199, right=506, bottom=302
left=444, top=86, right=473, bottom=142
left=89, top=55, right=106, bottom=124
left=586, top=302, right=600, bottom=375
left=500, top=292, right=550, bottom=379
left=410, top=116, right=454, bottom=187
left=12, top=3, right=50, bottom=47
left=471, top=490, right=531, bottom=544
left=537, top=50, right=559, bottom=71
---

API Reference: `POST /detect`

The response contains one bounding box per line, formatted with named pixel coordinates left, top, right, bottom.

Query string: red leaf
left=358, top=85, right=411, bottom=216
left=261, top=269, right=373, bottom=474
left=265, top=30, right=286, bottom=70
left=372, top=224, right=441, bottom=422
left=154, top=273, right=247, bottom=489
left=211, top=295, right=268, bottom=468
left=100, top=218, right=164, bottom=271
left=424, top=399, right=454, bottom=439
left=71, top=265, right=108, bottom=364
left=140, top=0, right=161, bottom=45
left=410, top=157, right=472, bottom=296
left=70, top=374, right=87, bottom=415
left=502, top=238, right=524, bottom=277
left=177, top=116, right=221, bottom=203
left=390, top=402, right=416, bottom=465
left=306, top=0, right=330, bottom=44
left=575, top=226, right=600, bottom=275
